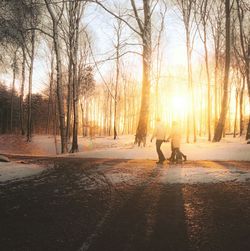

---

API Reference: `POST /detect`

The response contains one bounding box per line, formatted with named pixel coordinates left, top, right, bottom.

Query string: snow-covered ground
left=104, top=166, right=250, bottom=185
left=2, top=134, right=249, bottom=161
left=0, top=162, right=45, bottom=182
left=159, top=166, right=250, bottom=184
left=61, top=135, right=250, bottom=161
left=0, top=134, right=250, bottom=183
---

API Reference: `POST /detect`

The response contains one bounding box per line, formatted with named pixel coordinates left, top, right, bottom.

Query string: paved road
left=0, top=159, right=250, bottom=251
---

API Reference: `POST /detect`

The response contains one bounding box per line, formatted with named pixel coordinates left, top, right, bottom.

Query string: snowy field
left=59, top=136, right=250, bottom=161
left=0, top=134, right=250, bottom=183
left=29, top=134, right=250, bottom=161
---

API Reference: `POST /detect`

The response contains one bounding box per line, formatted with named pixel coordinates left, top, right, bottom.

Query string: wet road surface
left=0, top=159, right=250, bottom=251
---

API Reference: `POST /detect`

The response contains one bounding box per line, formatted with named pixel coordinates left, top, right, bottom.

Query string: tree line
left=0, top=0, right=249, bottom=153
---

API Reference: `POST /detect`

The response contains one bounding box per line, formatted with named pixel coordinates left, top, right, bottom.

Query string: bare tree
left=195, top=0, right=213, bottom=141
left=20, top=45, right=26, bottom=135
left=113, top=18, right=123, bottom=140
left=209, top=0, right=225, bottom=130
left=235, top=0, right=250, bottom=140
left=10, top=49, right=18, bottom=133
left=176, top=0, right=197, bottom=143
left=213, top=0, right=231, bottom=142
left=239, top=76, right=246, bottom=136
left=67, top=1, right=86, bottom=153
left=44, top=0, right=68, bottom=153
left=152, top=2, right=167, bottom=120
left=95, top=0, right=157, bottom=146
left=26, top=26, right=36, bottom=142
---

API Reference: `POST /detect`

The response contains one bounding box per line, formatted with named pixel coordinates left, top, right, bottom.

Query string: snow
left=101, top=164, right=250, bottom=185
left=0, top=162, right=45, bottom=182
left=0, top=134, right=250, bottom=183
left=159, top=166, right=250, bottom=184
left=65, top=135, right=250, bottom=161
left=12, top=134, right=248, bottom=162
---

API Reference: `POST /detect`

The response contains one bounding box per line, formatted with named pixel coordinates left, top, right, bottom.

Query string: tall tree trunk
left=46, top=50, right=54, bottom=134
left=134, top=0, right=151, bottom=147
left=213, top=0, right=231, bottom=142
left=52, top=91, right=59, bottom=155
left=135, top=37, right=151, bottom=146
left=109, top=90, right=112, bottom=136
left=114, top=36, right=120, bottom=140
left=10, top=51, right=17, bottom=133
left=122, top=81, right=127, bottom=134
left=186, top=30, right=196, bottom=143
left=71, top=44, right=79, bottom=152
left=70, top=1, right=84, bottom=152
left=214, top=44, right=219, bottom=129
left=236, top=0, right=250, bottom=140
left=45, top=0, right=68, bottom=153
left=239, top=76, right=245, bottom=136
left=233, top=89, right=239, bottom=137
left=27, top=29, right=35, bottom=142
left=86, top=99, right=89, bottom=136
left=245, top=68, right=250, bottom=140
left=66, top=59, right=73, bottom=141
left=204, top=29, right=211, bottom=141
left=81, top=101, right=84, bottom=136
left=20, top=46, right=25, bottom=135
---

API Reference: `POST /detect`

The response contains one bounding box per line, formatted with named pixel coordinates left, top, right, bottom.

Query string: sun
left=171, top=95, right=189, bottom=114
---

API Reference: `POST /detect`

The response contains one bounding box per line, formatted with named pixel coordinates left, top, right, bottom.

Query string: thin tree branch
left=130, top=0, right=144, bottom=34
left=93, top=0, right=142, bottom=37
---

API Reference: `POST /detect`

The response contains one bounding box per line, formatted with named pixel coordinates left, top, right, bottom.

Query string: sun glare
left=171, top=95, right=189, bottom=116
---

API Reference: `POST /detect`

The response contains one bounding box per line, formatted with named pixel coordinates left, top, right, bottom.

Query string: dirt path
left=0, top=159, right=249, bottom=251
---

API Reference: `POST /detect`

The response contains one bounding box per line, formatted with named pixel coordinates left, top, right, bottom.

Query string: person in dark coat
left=151, top=118, right=167, bottom=164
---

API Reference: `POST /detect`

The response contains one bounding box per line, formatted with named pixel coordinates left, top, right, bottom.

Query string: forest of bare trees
left=0, top=0, right=249, bottom=153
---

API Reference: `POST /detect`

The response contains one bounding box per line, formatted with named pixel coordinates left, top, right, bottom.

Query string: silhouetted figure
left=151, top=118, right=166, bottom=164
left=166, top=121, right=187, bottom=163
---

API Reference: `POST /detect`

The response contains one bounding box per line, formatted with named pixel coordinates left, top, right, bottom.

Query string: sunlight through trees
left=0, top=0, right=249, bottom=153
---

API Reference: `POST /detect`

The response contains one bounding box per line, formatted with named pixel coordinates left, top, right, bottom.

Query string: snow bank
left=0, top=162, right=45, bottom=182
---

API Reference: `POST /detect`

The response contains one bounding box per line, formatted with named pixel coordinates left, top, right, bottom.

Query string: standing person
left=166, top=121, right=187, bottom=163
left=151, top=118, right=166, bottom=164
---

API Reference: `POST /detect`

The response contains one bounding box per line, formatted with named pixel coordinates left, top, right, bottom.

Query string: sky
left=1, top=1, right=207, bottom=94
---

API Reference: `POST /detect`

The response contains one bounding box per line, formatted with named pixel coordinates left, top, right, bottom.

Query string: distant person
left=151, top=118, right=166, bottom=164
left=166, top=121, right=187, bottom=163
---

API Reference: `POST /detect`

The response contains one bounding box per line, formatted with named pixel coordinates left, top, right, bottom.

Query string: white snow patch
left=159, top=166, right=250, bottom=184
left=106, top=172, right=140, bottom=185
left=0, top=162, right=45, bottom=182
